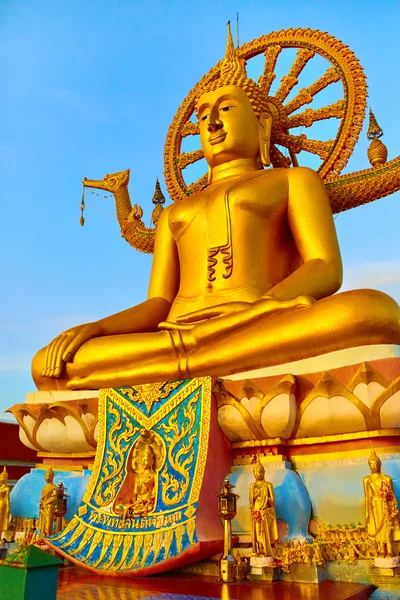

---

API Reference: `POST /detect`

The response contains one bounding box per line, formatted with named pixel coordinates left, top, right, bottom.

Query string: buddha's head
left=45, top=467, right=54, bottom=483
left=253, top=461, right=265, bottom=481
left=196, top=23, right=272, bottom=173
left=368, top=449, right=381, bottom=474
left=141, top=446, right=156, bottom=471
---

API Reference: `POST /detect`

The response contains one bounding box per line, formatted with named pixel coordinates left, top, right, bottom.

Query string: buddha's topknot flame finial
left=196, top=23, right=271, bottom=121
left=253, top=454, right=265, bottom=471
left=368, top=448, right=381, bottom=465
left=46, top=466, right=55, bottom=480
left=1, top=465, right=8, bottom=482
left=220, top=21, right=247, bottom=85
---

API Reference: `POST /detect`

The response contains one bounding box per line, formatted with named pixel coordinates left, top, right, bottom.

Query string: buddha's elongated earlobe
left=207, top=165, right=212, bottom=184
left=259, top=112, right=273, bottom=167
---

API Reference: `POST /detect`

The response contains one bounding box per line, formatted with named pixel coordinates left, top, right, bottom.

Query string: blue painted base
left=371, top=584, right=400, bottom=598
left=10, top=468, right=91, bottom=523
left=294, top=451, right=400, bottom=526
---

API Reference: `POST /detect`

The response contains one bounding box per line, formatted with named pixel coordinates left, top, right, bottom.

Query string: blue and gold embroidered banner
left=48, top=378, right=212, bottom=575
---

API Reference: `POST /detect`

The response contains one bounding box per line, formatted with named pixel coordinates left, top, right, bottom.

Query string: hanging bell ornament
left=80, top=186, right=85, bottom=226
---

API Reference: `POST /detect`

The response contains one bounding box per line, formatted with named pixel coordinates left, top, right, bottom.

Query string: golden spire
left=1, top=466, right=8, bottom=482
left=367, top=109, right=388, bottom=168
left=152, top=178, right=166, bottom=205
left=367, top=109, right=384, bottom=140
left=151, top=178, right=166, bottom=226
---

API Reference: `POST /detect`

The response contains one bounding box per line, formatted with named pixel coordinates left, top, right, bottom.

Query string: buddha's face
left=197, top=85, right=261, bottom=168
left=369, top=460, right=381, bottom=473
left=45, top=471, right=53, bottom=483
left=141, top=449, right=155, bottom=471
left=253, top=465, right=264, bottom=481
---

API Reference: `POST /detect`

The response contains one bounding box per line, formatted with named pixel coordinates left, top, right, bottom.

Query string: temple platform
left=57, top=567, right=376, bottom=599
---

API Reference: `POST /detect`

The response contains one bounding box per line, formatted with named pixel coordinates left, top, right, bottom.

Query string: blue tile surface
left=370, top=591, right=400, bottom=600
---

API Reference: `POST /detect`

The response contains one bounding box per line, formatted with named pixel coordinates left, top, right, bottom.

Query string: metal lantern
left=217, top=478, right=239, bottom=583
left=54, top=482, right=69, bottom=534
left=218, top=479, right=238, bottom=521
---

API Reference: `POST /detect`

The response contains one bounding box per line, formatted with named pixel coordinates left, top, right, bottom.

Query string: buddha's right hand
left=41, top=321, right=102, bottom=378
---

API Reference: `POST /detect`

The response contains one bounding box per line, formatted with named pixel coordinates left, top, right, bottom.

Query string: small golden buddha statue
left=363, top=449, right=400, bottom=558
left=130, top=446, right=157, bottom=515
left=31, top=26, right=400, bottom=392
left=38, top=467, right=57, bottom=537
left=0, top=467, right=10, bottom=535
left=113, top=431, right=162, bottom=519
left=249, top=460, right=278, bottom=556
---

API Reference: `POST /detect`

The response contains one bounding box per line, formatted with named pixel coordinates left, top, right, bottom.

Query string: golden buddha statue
left=249, top=460, right=278, bottom=556
left=113, top=430, right=162, bottom=519
left=130, top=447, right=157, bottom=514
left=31, top=26, right=400, bottom=392
left=363, top=449, right=400, bottom=557
left=0, top=467, right=10, bottom=535
left=38, top=467, right=57, bottom=537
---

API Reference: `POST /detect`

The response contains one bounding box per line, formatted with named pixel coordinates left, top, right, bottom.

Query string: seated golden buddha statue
left=113, top=431, right=162, bottom=519
left=32, top=28, right=400, bottom=392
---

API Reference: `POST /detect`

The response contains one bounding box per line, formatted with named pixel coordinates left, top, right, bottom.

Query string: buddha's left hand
left=160, top=295, right=315, bottom=331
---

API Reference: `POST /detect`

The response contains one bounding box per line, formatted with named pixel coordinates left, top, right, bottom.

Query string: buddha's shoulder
left=287, top=166, right=324, bottom=184
left=157, top=202, right=180, bottom=225
left=255, top=166, right=323, bottom=186
left=165, top=197, right=196, bottom=222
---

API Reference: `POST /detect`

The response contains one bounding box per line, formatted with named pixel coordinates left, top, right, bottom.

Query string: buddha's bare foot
left=175, top=302, right=253, bottom=324
left=67, top=375, right=98, bottom=390
left=159, top=321, right=195, bottom=331
left=66, top=358, right=176, bottom=389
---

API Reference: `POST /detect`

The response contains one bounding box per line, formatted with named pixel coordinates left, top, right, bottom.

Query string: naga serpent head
left=83, top=169, right=130, bottom=192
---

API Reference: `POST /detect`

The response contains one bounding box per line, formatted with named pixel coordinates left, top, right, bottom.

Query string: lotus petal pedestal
left=215, top=343, right=400, bottom=541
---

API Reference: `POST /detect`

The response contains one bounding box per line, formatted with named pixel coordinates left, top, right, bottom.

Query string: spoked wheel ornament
left=164, top=28, right=367, bottom=203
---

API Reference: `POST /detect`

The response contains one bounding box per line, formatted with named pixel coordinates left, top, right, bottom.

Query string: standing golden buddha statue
left=363, top=449, right=400, bottom=559
left=249, top=461, right=278, bottom=556
left=31, top=25, right=400, bottom=392
left=38, top=467, right=57, bottom=538
left=0, top=467, right=10, bottom=535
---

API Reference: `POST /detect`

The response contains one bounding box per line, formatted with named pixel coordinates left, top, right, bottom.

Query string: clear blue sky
left=1, top=0, right=399, bottom=421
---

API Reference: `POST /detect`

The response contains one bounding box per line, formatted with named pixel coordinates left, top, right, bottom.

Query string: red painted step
left=58, top=567, right=375, bottom=599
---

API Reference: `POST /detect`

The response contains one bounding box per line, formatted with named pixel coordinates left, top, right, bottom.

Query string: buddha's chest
left=136, top=473, right=154, bottom=492
left=368, top=475, right=385, bottom=496
left=253, top=482, right=264, bottom=498
left=169, top=174, right=287, bottom=246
